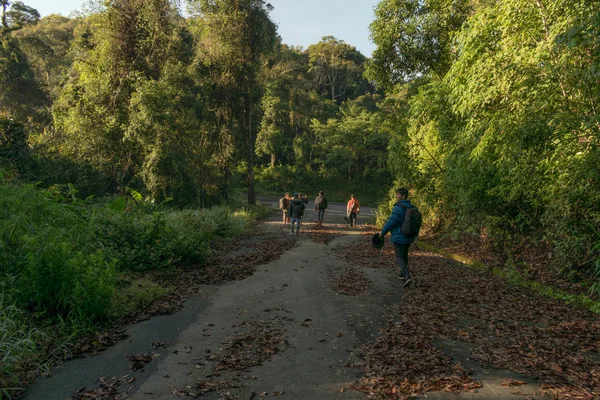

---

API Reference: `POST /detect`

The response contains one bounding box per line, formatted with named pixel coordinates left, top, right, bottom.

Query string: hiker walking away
left=346, top=195, right=360, bottom=227
left=279, top=192, right=291, bottom=224
left=314, top=191, right=328, bottom=227
left=379, top=188, right=423, bottom=287
left=299, top=193, right=309, bottom=228
left=289, top=193, right=306, bottom=236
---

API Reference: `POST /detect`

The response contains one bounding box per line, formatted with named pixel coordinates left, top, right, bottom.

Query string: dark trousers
left=291, top=217, right=301, bottom=233
left=349, top=212, right=357, bottom=227
left=317, top=209, right=325, bottom=223
left=394, top=243, right=412, bottom=279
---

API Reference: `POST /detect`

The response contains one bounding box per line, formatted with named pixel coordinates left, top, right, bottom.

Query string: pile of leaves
left=199, top=236, right=298, bottom=284
left=340, top=240, right=395, bottom=270
left=210, top=319, right=289, bottom=372
left=330, top=267, right=370, bottom=295
left=71, top=376, right=135, bottom=400
left=352, top=247, right=600, bottom=398
left=173, top=379, right=241, bottom=399
left=126, top=353, right=159, bottom=371
left=353, top=306, right=482, bottom=398
left=305, top=224, right=343, bottom=245
left=74, top=328, right=129, bottom=356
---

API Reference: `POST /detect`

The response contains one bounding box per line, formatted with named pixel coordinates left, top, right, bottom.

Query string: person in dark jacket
left=314, top=191, right=328, bottom=227
left=380, top=188, right=415, bottom=287
left=289, top=193, right=306, bottom=236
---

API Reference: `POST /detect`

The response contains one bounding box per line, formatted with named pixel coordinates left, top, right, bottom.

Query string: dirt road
left=26, top=199, right=544, bottom=400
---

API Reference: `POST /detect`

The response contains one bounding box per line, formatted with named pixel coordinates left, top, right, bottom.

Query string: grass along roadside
left=415, top=240, right=600, bottom=314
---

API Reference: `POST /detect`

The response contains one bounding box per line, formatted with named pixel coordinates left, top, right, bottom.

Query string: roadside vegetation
left=371, top=0, right=600, bottom=300
left=0, top=183, right=265, bottom=398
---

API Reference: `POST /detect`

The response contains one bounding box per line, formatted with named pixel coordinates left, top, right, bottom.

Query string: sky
left=25, top=0, right=379, bottom=56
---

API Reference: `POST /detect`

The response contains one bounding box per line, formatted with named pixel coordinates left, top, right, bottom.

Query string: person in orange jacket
left=346, top=194, right=360, bottom=227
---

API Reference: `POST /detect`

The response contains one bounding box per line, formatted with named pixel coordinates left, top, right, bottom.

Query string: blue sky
left=25, top=0, right=379, bottom=56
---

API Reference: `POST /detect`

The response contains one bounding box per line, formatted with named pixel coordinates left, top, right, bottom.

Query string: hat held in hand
left=372, top=233, right=384, bottom=249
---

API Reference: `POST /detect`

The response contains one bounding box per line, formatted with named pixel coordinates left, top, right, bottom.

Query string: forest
left=1, top=0, right=600, bottom=398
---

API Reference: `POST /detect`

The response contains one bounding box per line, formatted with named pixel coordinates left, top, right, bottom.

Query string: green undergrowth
left=416, top=241, right=600, bottom=314
left=108, top=276, right=174, bottom=320
left=0, top=183, right=267, bottom=397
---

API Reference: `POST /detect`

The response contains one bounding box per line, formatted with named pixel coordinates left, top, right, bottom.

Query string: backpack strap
left=397, top=203, right=412, bottom=226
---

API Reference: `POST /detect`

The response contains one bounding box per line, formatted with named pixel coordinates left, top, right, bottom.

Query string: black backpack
left=399, top=204, right=422, bottom=237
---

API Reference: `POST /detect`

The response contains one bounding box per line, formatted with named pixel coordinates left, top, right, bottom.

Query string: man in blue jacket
left=380, top=188, right=415, bottom=287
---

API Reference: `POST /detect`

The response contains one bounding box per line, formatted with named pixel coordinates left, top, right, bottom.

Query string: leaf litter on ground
left=305, top=223, right=344, bottom=245
left=127, top=353, right=159, bottom=371
left=211, top=318, right=289, bottom=372
left=175, top=315, right=291, bottom=399
left=344, top=239, right=600, bottom=399
left=71, top=376, right=135, bottom=400
left=172, top=379, right=242, bottom=399
left=330, top=267, right=370, bottom=296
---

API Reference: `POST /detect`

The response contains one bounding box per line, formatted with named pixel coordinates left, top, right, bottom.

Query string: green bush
left=164, top=207, right=254, bottom=266
left=108, top=278, right=173, bottom=320
left=0, top=184, right=258, bottom=330
left=95, top=206, right=255, bottom=271
left=94, top=210, right=178, bottom=271
left=0, top=185, right=116, bottom=327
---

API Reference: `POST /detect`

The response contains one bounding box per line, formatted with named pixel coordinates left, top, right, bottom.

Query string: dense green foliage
left=0, top=184, right=255, bottom=327
left=1, top=0, right=389, bottom=206
left=372, top=0, right=600, bottom=286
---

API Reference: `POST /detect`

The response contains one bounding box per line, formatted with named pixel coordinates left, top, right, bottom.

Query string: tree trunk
left=270, top=153, right=276, bottom=167
left=245, top=95, right=256, bottom=205
left=1, top=1, right=8, bottom=30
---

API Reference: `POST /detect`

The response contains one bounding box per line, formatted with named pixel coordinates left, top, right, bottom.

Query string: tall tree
left=0, top=1, right=46, bottom=121
left=13, top=14, right=77, bottom=100
left=192, top=0, right=277, bottom=204
left=52, top=0, right=202, bottom=201
left=307, top=36, right=370, bottom=102
left=1, top=0, right=39, bottom=35
left=368, top=0, right=472, bottom=88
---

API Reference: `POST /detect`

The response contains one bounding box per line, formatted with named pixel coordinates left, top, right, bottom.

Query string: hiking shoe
left=403, top=278, right=413, bottom=287
left=398, top=276, right=406, bottom=281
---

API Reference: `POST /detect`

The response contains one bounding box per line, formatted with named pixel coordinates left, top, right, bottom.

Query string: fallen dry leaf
left=71, top=376, right=135, bottom=400
left=501, top=379, right=527, bottom=387
left=330, top=267, right=370, bottom=296
left=127, top=353, right=159, bottom=371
